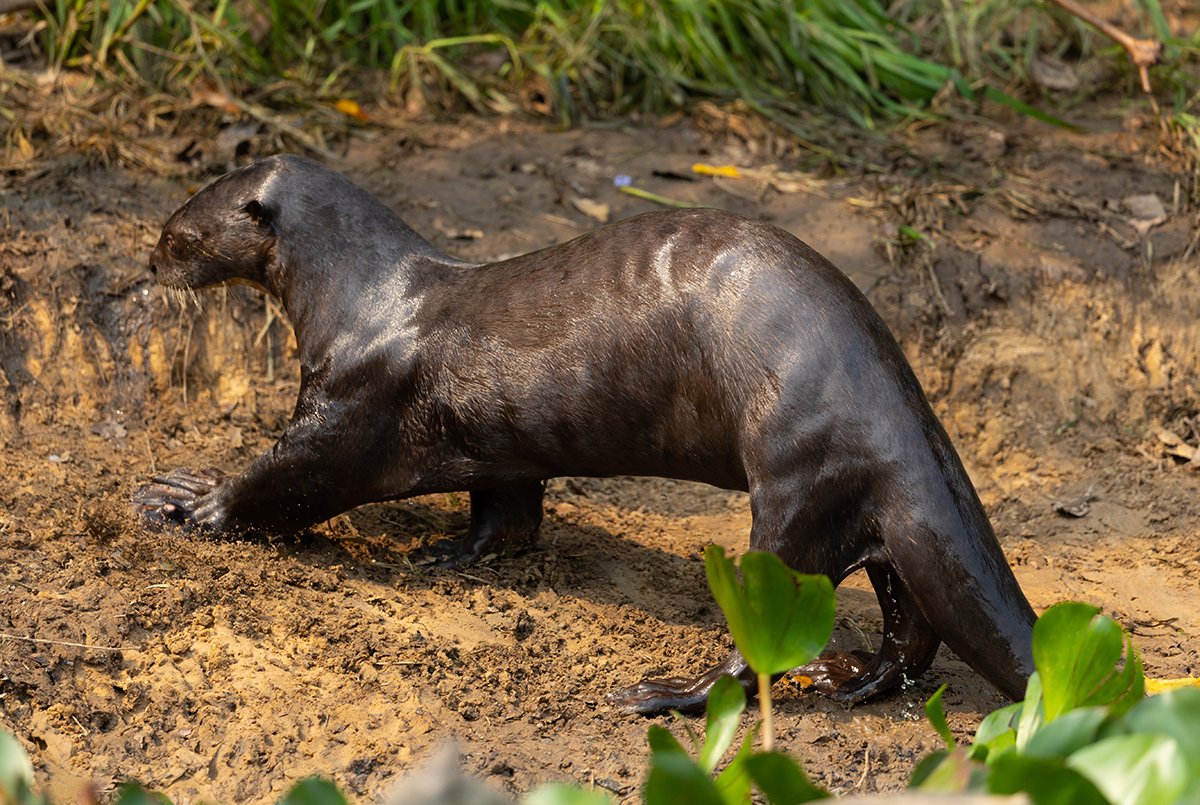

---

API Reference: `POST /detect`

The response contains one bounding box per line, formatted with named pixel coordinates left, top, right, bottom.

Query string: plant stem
left=758, top=670, right=774, bottom=752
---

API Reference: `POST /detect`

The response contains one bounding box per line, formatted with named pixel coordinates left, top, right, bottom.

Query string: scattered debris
left=1045, top=0, right=1162, bottom=93
left=432, top=217, right=484, bottom=240
left=650, top=168, right=696, bottom=182
left=334, top=98, right=370, bottom=121
left=1156, top=428, right=1200, bottom=468
left=569, top=196, right=609, bottom=223
left=1030, top=53, right=1081, bottom=92
left=1052, top=484, right=1098, bottom=518
left=617, top=185, right=698, bottom=208
left=89, top=418, right=128, bottom=441
left=692, top=162, right=818, bottom=195
left=1123, top=193, right=1168, bottom=234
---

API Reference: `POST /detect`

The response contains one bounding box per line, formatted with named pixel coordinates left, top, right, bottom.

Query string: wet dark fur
left=134, top=154, right=1037, bottom=713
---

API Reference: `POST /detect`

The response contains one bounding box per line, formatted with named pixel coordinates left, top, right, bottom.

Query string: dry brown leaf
left=570, top=197, right=610, bottom=223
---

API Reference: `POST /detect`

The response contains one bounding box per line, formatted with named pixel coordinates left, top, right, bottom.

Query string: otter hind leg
left=796, top=563, right=940, bottom=703
left=425, top=481, right=545, bottom=567
left=606, top=498, right=824, bottom=715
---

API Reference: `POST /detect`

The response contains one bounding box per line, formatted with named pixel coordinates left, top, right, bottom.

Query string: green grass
left=18, top=0, right=1200, bottom=132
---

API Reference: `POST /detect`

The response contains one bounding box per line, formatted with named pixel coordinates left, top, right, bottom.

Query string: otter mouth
left=156, top=276, right=272, bottom=310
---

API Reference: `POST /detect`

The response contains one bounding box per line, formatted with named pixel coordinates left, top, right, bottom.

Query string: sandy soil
left=1, top=109, right=1198, bottom=803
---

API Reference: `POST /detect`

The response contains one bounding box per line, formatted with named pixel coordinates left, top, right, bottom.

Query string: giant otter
left=133, top=154, right=1037, bottom=713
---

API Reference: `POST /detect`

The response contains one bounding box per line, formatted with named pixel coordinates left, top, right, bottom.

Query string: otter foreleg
left=132, top=467, right=228, bottom=530
left=133, top=413, right=378, bottom=536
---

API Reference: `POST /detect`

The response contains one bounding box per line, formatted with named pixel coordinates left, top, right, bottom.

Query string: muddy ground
left=1, top=107, right=1199, bottom=803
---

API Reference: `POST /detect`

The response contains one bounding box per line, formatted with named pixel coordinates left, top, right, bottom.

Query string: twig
left=0, top=632, right=133, bottom=652
left=1045, top=0, right=1162, bottom=93
left=0, top=0, right=40, bottom=13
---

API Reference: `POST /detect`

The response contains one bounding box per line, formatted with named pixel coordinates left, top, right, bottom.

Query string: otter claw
left=132, top=467, right=226, bottom=530
left=786, top=651, right=873, bottom=698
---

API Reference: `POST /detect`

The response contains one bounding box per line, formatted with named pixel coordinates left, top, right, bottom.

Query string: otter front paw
left=132, top=467, right=227, bottom=530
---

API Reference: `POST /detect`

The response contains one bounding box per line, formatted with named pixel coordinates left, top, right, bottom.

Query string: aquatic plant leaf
left=705, top=547, right=835, bottom=677
left=525, top=783, right=615, bottom=805
left=1022, top=707, right=1107, bottom=760
left=1067, top=734, right=1187, bottom=805
left=278, top=777, right=349, bottom=805
left=987, top=751, right=1108, bottom=805
left=644, top=751, right=725, bottom=805
left=1034, top=602, right=1144, bottom=722
left=1118, top=687, right=1200, bottom=778
left=698, top=674, right=747, bottom=775
left=924, top=684, right=955, bottom=750
left=744, top=751, right=830, bottom=803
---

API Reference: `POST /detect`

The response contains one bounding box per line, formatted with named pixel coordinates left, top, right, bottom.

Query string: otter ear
left=243, top=199, right=276, bottom=231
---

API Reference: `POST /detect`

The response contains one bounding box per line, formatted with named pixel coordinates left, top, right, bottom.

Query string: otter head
left=149, top=158, right=289, bottom=295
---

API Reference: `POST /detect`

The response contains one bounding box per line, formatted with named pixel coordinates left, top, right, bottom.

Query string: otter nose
left=150, top=262, right=158, bottom=276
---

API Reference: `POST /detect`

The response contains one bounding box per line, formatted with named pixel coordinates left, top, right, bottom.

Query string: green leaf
left=1067, top=734, right=1188, bottom=805
left=278, top=777, right=349, bottom=805
left=1034, top=603, right=1144, bottom=723
left=524, top=783, right=615, bottom=805
left=713, top=730, right=755, bottom=805
left=704, top=547, right=836, bottom=677
left=697, top=675, right=747, bottom=775
left=909, top=750, right=950, bottom=789
left=0, top=731, right=34, bottom=803
left=980, top=85, right=1080, bottom=130
left=924, top=684, right=955, bottom=750
left=644, top=752, right=725, bottom=805
left=986, top=751, right=1109, bottom=805
left=1119, top=687, right=1200, bottom=778
left=647, top=725, right=687, bottom=756
left=970, top=702, right=1021, bottom=761
left=909, top=749, right=987, bottom=793
left=743, top=751, right=829, bottom=803
left=113, top=783, right=172, bottom=805
left=1015, top=671, right=1045, bottom=751
left=1022, top=707, right=1108, bottom=760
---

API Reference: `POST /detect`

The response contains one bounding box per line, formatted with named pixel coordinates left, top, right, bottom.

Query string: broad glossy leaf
left=1034, top=603, right=1144, bottom=722
left=1015, top=671, right=1045, bottom=751
left=1068, top=734, right=1187, bottom=805
left=524, top=784, right=614, bottom=805
left=644, top=752, right=725, bottom=805
left=970, top=702, right=1021, bottom=761
left=713, top=730, right=755, bottom=805
left=987, top=752, right=1108, bottom=805
left=744, top=751, right=830, bottom=803
left=924, top=684, right=955, bottom=750
left=909, top=749, right=986, bottom=793
left=1023, top=707, right=1107, bottom=760
left=0, top=731, right=34, bottom=802
left=647, top=725, right=687, bottom=756
left=1119, top=687, right=1200, bottom=778
left=278, top=777, right=349, bottom=805
left=112, top=784, right=172, bottom=805
left=705, top=547, right=836, bottom=676
left=698, top=675, right=748, bottom=775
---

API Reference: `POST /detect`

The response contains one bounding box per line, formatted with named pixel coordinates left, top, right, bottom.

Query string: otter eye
left=165, top=233, right=179, bottom=254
